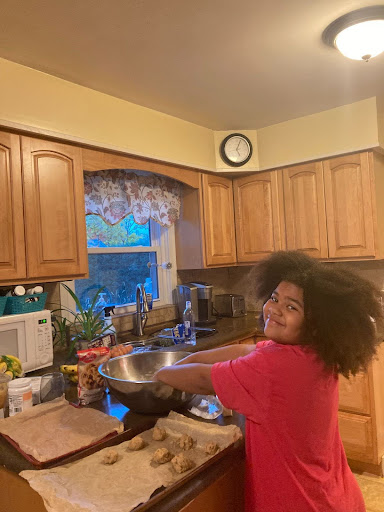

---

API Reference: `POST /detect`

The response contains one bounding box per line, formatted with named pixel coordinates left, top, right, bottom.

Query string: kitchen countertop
left=0, top=313, right=263, bottom=511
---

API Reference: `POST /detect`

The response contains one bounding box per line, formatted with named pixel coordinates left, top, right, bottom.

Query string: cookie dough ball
left=171, top=453, right=194, bottom=474
left=102, top=449, right=118, bottom=465
left=153, top=426, right=167, bottom=441
left=127, top=436, right=145, bottom=451
left=205, top=442, right=219, bottom=455
left=178, top=433, right=194, bottom=451
left=152, top=447, right=173, bottom=464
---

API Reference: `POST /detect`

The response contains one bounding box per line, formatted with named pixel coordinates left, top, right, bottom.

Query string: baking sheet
left=20, top=411, right=243, bottom=512
left=0, top=397, right=124, bottom=463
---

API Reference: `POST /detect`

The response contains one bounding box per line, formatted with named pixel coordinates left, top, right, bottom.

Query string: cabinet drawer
left=338, top=373, right=370, bottom=414
left=338, top=411, right=374, bottom=462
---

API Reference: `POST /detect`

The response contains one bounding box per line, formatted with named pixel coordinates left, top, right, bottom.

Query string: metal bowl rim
left=98, top=350, right=191, bottom=384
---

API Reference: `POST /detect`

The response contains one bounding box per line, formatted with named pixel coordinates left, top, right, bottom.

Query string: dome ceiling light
left=322, top=5, right=384, bottom=61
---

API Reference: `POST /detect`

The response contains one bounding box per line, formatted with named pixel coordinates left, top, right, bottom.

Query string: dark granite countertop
left=0, top=314, right=262, bottom=511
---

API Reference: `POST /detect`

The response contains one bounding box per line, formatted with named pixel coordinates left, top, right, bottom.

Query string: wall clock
left=219, top=133, right=253, bottom=167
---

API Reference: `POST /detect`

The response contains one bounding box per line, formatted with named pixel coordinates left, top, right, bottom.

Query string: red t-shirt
left=211, top=340, right=365, bottom=512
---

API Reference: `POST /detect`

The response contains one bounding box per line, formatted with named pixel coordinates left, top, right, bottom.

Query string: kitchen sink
left=121, top=327, right=217, bottom=354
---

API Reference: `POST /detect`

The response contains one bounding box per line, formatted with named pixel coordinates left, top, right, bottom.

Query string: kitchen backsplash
left=178, top=259, right=384, bottom=313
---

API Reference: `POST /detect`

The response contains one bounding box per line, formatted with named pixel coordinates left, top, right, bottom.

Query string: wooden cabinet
left=0, top=131, right=26, bottom=281
left=175, top=174, right=237, bottom=269
left=0, top=131, right=88, bottom=285
left=282, top=151, right=384, bottom=260
left=233, top=170, right=285, bottom=263
left=282, top=161, right=328, bottom=258
left=338, top=344, right=384, bottom=474
left=323, top=152, right=376, bottom=259
left=180, top=457, right=244, bottom=512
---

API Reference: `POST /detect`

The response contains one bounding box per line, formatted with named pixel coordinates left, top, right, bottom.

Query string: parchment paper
left=20, top=411, right=243, bottom=512
left=0, top=397, right=124, bottom=462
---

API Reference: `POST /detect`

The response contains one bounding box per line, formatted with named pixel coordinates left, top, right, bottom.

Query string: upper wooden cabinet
left=0, top=131, right=88, bottom=285
left=175, top=174, right=237, bottom=269
left=282, top=151, right=384, bottom=260
left=0, top=132, right=26, bottom=281
left=323, top=152, right=376, bottom=259
left=201, top=174, right=237, bottom=266
left=233, top=171, right=285, bottom=263
left=283, top=161, right=328, bottom=258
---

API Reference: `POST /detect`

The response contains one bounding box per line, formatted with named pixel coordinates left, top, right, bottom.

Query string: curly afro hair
left=254, top=251, right=384, bottom=377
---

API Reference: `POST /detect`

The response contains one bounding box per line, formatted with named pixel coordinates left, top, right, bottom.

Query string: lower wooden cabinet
left=338, top=344, right=384, bottom=474
left=180, top=458, right=245, bottom=512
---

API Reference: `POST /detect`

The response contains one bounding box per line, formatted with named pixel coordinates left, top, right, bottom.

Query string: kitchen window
left=61, top=169, right=179, bottom=315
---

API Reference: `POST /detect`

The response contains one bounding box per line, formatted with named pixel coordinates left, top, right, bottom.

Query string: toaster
left=214, top=294, right=246, bottom=317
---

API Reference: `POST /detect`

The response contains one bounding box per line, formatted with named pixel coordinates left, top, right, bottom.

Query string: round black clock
left=220, top=133, right=253, bottom=167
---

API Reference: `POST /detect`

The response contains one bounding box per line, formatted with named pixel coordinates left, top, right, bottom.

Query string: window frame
left=60, top=220, right=177, bottom=319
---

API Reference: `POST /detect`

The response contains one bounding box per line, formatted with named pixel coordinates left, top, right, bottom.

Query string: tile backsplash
left=178, top=259, right=384, bottom=313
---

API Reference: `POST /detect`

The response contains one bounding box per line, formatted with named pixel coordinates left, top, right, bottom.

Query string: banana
left=0, top=362, right=7, bottom=373
left=1, top=355, right=23, bottom=378
left=5, top=370, right=13, bottom=378
left=60, top=364, right=78, bottom=375
left=68, top=374, right=79, bottom=384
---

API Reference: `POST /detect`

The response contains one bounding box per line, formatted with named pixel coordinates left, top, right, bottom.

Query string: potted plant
left=59, top=284, right=114, bottom=358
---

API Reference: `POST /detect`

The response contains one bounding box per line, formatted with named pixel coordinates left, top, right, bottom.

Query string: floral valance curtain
left=84, top=170, right=182, bottom=227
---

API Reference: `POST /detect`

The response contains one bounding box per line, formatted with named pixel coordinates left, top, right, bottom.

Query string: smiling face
left=263, top=281, right=305, bottom=345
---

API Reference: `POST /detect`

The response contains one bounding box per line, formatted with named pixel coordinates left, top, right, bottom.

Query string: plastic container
left=4, top=292, right=47, bottom=315
left=26, top=285, right=44, bottom=295
left=0, top=296, right=7, bottom=317
left=6, top=285, right=26, bottom=297
left=8, top=377, right=33, bottom=416
left=183, top=300, right=196, bottom=345
left=0, top=373, right=12, bottom=418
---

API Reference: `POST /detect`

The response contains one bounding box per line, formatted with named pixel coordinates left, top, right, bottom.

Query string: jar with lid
left=8, top=377, right=33, bottom=416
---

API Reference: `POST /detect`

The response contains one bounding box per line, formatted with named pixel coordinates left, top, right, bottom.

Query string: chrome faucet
left=133, top=283, right=149, bottom=336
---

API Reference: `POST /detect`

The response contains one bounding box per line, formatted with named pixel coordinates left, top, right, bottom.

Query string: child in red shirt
left=155, top=251, right=383, bottom=511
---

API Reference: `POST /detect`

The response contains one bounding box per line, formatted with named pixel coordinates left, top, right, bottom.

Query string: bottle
left=26, top=285, right=44, bottom=295
left=183, top=301, right=196, bottom=345
left=144, top=278, right=153, bottom=310
left=6, top=285, right=26, bottom=297
left=8, top=377, right=33, bottom=416
left=103, top=306, right=117, bottom=346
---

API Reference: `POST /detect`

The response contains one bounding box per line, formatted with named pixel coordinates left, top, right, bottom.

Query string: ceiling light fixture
left=322, top=5, right=384, bottom=61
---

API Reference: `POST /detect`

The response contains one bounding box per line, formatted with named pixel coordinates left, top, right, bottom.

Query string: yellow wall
left=0, top=58, right=216, bottom=171
left=0, top=58, right=382, bottom=172
left=257, top=97, right=380, bottom=170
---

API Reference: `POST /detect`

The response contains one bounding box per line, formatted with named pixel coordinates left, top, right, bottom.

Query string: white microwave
left=0, top=310, right=53, bottom=373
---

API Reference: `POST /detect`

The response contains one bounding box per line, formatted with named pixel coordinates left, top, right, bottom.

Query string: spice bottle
left=8, top=377, right=33, bottom=416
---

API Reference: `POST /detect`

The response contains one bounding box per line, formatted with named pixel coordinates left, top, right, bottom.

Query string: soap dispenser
left=103, top=306, right=117, bottom=346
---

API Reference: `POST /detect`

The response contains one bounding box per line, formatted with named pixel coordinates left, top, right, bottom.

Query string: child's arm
left=155, top=363, right=215, bottom=395
left=154, top=344, right=256, bottom=395
left=173, top=343, right=256, bottom=366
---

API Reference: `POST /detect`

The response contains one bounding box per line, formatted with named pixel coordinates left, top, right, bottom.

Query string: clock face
left=220, top=134, right=252, bottom=167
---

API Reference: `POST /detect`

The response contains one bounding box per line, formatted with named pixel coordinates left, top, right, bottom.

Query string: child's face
left=263, top=281, right=305, bottom=345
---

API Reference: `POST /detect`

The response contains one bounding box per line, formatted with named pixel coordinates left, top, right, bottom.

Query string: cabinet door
left=22, top=137, right=88, bottom=279
left=201, top=174, right=237, bottom=266
left=283, top=162, right=328, bottom=258
left=338, top=411, right=374, bottom=462
left=233, top=171, right=285, bottom=262
left=339, top=372, right=371, bottom=415
left=0, top=132, right=26, bottom=280
left=323, top=152, right=375, bottom=258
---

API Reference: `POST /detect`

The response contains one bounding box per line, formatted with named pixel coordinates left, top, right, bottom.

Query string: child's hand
left=109, top=344, right=133, bottom=359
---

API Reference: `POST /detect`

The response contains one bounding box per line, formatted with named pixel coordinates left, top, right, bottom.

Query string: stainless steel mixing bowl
left=98, top=350, right=194, bottom=414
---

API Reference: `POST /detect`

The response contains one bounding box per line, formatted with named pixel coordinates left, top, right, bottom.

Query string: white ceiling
left=1, top=0, right=383, bottom=130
